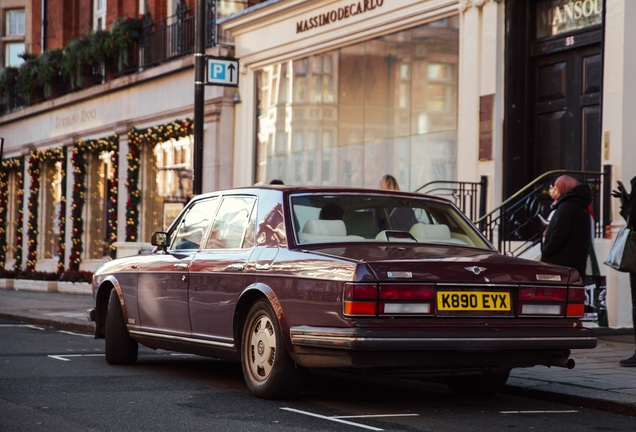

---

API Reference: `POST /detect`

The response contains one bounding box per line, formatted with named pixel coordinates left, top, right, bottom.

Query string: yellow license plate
left=437, top=291, right=511, bottom=311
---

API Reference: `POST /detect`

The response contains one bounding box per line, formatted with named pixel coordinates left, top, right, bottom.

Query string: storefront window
left=39, top=161, right=63, bottom=260
left=141, top=136, right=193, bottom=241
left=85, top=152, right=113, bottom=259
left=254, top=17, right=459, bottom=190
left=5, top=171, right=19, bottom=260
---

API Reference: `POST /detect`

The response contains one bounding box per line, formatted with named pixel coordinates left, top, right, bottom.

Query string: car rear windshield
left=291, top=194, right=491, bottom=249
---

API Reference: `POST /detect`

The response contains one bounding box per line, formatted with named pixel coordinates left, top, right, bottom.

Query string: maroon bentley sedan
left=88, top=186, right=597, bottom=399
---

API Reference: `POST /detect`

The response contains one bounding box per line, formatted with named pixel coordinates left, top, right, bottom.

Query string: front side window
left=171, top=198, right=220, bottom=250
left=291, top=194, right=490, bottom=249
left=206, top=196, right=256, bottom=249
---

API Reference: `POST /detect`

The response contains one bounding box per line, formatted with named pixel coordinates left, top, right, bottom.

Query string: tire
left=105, top=289, right=138, bottom=365
left=445, top=369, right=510, bottom=397
left=241, top=299, right=306, bottom=399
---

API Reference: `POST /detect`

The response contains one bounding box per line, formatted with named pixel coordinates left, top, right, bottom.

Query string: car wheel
left=105, top=289, right=138, bottom=365
left=241, top=299, right=306, bottom=399
left=444, top=369, right=510, bottom=397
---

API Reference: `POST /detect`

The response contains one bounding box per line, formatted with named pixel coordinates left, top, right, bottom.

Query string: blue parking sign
left=206, top=56, right=239, bottom=87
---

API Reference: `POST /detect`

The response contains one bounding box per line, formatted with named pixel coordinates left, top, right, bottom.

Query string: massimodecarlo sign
left=296, top=0, right=384, bottom=34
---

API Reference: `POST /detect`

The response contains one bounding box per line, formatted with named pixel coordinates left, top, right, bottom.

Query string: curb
left=502, top=384, right=636, bottom=417
left=0, top=312, right=95, bottom=334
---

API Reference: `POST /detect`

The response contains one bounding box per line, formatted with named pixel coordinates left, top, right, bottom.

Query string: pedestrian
left=541, top=175, right=592, bottom=280
left=611, top=176, right=636, bottom=367
left=379, top=174, right=418, bottom=231
left=269, top=179, right=284, bottom=185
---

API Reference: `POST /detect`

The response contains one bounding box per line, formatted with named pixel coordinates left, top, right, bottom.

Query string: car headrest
left=302, top=219, right=347, bottom=237
left=410, top=223, right=451, bottom=240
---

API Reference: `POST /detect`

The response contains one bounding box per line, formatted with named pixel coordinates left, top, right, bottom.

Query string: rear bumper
left=288, top=325, right=596, bottom=371
left=289, top=325, right=598, bottom=351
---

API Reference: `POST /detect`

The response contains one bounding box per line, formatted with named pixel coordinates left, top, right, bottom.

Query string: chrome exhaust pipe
left=548, top=356, right=575, bottom=369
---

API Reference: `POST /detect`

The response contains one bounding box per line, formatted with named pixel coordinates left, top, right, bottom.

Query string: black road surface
left=0, top=319, right=633, bottom=432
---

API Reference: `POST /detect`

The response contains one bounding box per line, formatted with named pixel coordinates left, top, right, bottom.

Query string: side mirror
left=151, top=232, right=170, bottom=251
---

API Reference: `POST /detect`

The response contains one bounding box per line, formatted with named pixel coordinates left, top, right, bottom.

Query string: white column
left=600, top=0, right=636, bottom=328
left=64, top=140, right=75, bottom=270
left=116, top=127, right=130, bottom=242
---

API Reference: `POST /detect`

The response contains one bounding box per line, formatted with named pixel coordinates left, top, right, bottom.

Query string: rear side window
left=171, top=198, right=219, bottom=250
left=206, top=196, right=257, bottom=249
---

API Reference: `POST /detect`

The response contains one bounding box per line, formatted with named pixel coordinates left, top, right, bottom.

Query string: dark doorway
left=532, top=43, right=602, bottom=177
left=503, top=0, right=604, bottom=199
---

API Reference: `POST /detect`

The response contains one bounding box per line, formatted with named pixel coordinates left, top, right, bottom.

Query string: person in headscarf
left=612, top=176, right=636, bottom=367
left=541, top=175, right=592, bottom=279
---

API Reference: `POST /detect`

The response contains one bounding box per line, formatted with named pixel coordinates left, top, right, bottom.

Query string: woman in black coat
left=613, top=176, right=636, bottom=367
left=541, top=175, right=592, bottom=279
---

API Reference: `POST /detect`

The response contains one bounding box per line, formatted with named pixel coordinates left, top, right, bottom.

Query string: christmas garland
left=57, top=147, right=67, bottom=274
left=126, top=118, right=193, bottom=242
left=0, top=157, right=24, bottom=271
left=27, top=148, right=65, bottom=272
left=70, top=136, right=119, bottom=270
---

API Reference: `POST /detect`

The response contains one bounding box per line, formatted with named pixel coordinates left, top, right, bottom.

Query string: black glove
left=612, top=181, right=629, bottom=207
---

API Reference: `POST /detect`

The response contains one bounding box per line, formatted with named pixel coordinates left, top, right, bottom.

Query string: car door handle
left=174, top=264, right=189, bottom=270
left=227, top=264, right=245, bottom=271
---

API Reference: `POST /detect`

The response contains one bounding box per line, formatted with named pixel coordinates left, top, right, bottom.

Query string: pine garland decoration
left=125, top=118, right=193, bottom=242
left=26, top=148, right=65, bottom=272
left=70, top=136, right=119, bottom=270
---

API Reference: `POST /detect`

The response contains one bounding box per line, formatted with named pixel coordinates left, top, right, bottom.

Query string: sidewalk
left=1, top=287, right=635, bottom=416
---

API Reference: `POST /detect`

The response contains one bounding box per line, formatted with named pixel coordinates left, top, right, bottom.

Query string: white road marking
left=0, top=324, right=45, bottom=329
left=500, top=411, right=579, bottom=414
left=48, top=356, right=71, bottom=362
left=280, top=407, right=385, bottom=431
left=48, top=354, right=104, bottom=362
left=58, top=330, right=92, bottom=337
left=332, top=414, right=419, bottom=419
left=44, top=312, right=87, bottom=318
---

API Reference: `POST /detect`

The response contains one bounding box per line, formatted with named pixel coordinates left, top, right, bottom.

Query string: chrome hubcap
left=249, top=315, right=276, bottom=380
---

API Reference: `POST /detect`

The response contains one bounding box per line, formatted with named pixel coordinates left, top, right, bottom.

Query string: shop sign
left=296, top=0, right=384, bottom=34
left=54, top=108, right=97, bottom=129
left=536, top=0, right=602, bottom=38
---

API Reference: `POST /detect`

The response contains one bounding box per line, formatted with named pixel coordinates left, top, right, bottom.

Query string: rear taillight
left=517, top=286, right=566, bottom=316
left=343, top=284, right=436, bottom=316
left=379, top=284, right=435, bottom=315
left=566, top=287, right=585, bottom=318
left=344, top=284, right=377, bottom=316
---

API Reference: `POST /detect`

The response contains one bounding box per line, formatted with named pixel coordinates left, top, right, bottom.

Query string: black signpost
left=193, top=0, right=210, bottom=196
left=193, top=0, right=239, bottom=196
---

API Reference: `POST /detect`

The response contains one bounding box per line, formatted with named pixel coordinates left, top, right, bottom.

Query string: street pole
left=193, top=0, right=208, bottom=196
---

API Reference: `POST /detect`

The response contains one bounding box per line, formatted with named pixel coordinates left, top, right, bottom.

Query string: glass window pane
left=172, top=198, right=219, bottom=250
left=206, top=196, right=256, bottom=249
left=254, top=18, right=459, bottom=189
left=292, top=194, right=487, bottom=248
left=6, top=43, right=25, bottom=67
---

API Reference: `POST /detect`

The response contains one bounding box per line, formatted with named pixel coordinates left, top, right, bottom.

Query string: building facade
left=220, top=0, right=636, bottom=328
left=1, top=0, right=635, bottom=329
left=0, top=0, right=250, bottom=273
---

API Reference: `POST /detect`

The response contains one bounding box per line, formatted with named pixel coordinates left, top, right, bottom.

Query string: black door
left=532, top=43, right=602, bottom=177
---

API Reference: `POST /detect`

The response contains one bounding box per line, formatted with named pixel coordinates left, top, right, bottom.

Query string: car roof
left=192, top=185, right=452, bottom=204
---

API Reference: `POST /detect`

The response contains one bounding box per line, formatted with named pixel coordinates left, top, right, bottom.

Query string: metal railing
left=416, top=176, right=489, bottom=223
left=474, top=167, right=611, bottom=257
